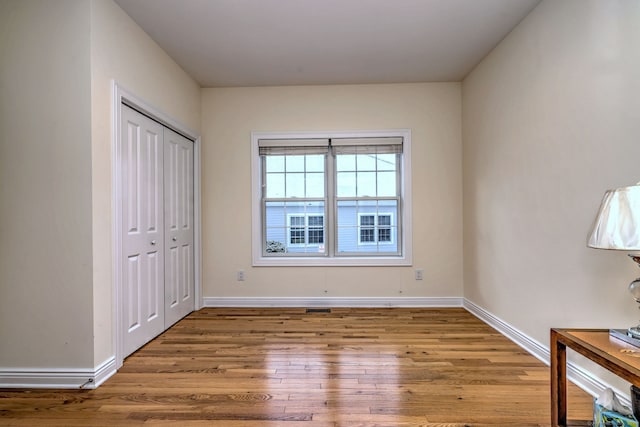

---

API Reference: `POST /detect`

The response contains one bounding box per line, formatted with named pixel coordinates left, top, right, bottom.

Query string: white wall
left=0, top=0, right=94, bottom=368
left=7, top=0, right=636, bottom=394
left=0, top=0, right=201, bottom=377
left=201, top=83, right=462, bottom=300
left=90, top=0, right=201, bottom=366
left=463, top=0, right=640, bottom=388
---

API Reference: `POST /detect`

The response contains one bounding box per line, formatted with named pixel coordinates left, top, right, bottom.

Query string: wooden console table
left=551, top=328, right=640, bottom=426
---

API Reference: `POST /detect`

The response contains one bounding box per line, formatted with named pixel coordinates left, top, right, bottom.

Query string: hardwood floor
left=0, top=308, right=593, bottom=426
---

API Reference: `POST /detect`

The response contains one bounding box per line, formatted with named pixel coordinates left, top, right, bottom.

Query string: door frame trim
left=112, top=81, right=202, bottom=369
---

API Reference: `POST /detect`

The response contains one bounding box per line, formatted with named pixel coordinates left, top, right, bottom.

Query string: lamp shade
left=588, top=185, right=640, bottom=250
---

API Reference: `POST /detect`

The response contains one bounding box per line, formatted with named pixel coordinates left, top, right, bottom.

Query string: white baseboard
left=463, top=298, right=625, bottom=405
left=463, top=299, right=550, bottom=364
left=93, top=356, right=118, bottom=388
left=0, top=356, right=117, bottom=389
left=203, top=296, right=464, bottom=308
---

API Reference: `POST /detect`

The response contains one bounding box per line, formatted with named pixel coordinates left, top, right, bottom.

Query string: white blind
left=331, top=137, right=403, bottom=155
left=258, top=139, right=330, bottom=156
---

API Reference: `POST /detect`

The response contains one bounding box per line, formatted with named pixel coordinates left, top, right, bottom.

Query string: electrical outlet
left=415, top=269, right=424, bottom=280
left=237, top=270, right=245, bottom=281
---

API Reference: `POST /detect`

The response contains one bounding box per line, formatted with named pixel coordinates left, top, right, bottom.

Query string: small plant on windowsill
left=265, top=240, right=287, bottom=253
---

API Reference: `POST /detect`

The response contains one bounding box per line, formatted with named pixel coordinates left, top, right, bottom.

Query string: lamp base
left=610, top=328, right=640, bottom=347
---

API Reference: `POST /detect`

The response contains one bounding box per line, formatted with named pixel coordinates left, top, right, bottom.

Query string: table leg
left=551, top=329, right=567, bottom=427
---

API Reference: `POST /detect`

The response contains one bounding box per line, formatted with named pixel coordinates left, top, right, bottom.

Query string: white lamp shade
left=588, top=185, right=640, bottom=250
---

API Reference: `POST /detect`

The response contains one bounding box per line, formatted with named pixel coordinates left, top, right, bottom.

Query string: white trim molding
left=463, top=299, right=626, bottom=405
left=111, top=81, right=203, bottom=369
left=251, top=129, right=412, bottom=267
left=464, top=299, right=549, bottom=364
left=0, top=357, right=116, bottom=389
left=203, top=296, right=463, bottom=308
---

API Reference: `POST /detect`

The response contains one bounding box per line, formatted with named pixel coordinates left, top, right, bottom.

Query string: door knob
left=150, top=240, right=156, bottom=245
left=172, top=237, right=177, bottom=242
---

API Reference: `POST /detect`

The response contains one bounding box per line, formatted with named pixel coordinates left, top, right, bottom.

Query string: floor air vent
left=306, top=308, right=331, bottom=313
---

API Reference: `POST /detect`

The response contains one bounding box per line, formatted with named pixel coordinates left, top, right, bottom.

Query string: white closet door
left=121, top=105, right=165, bottom=358
left=163, top=128, right=195, bottom=328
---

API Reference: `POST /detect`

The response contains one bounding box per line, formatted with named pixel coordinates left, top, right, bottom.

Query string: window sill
left=252, top=255, right=412, bottom=267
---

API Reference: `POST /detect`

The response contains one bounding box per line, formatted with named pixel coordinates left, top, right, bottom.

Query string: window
left=308, top=215, right=324, bottom=244
left=358, top=213, right=393, bottom=245
left=252, top=130, right=412, bottom=266
left=287, top=214, right=324, bottom=247
left=289, top=215, right=305, bottom=244
left=360, top=215, right=376, bottom=243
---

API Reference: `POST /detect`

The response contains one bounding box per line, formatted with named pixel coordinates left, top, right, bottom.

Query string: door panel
left=164, top=128, right=195, bottom=328
left=125, top=254, right=140, bottom=332
left=121, top=105, right=165, bottom=358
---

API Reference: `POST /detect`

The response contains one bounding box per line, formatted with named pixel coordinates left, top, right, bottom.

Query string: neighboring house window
left=360, top=215, right=376, bottom=243
left=288, top=214, right=324, bottom=246
left=358, top=213, right=393, bottom=245
left=252, top=130, right=412, bottom=266
left=289, top=215, right=306, bottom=244
left=308, top=215, right=324, bottom=244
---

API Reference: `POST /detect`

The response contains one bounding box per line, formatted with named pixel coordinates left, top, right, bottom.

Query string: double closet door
left=121, top=105, right=195, bottom=358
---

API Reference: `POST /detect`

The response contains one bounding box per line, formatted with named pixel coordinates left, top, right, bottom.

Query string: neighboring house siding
left=265, top=202, right=397, bottom=254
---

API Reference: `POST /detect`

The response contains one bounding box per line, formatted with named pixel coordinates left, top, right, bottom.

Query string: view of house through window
left=288, top=213, right=324, bottom=246
left=259, top=136, right=404, bottom=259
left=359, top=213, right=393, bottom=244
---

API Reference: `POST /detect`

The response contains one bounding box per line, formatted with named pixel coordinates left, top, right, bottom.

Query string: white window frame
left=357, top=213, right=394, bottom=246
left=287, top=213, right=325, bottom=247
left=251, top=129, right=412, bottom=266
left=288, top=214, right=307, bottom=246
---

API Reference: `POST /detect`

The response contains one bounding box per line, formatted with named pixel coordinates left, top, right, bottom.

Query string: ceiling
left=114, top=0, right=541, bottom=88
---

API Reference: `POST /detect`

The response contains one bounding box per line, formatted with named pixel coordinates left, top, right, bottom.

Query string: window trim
left=251, top=129, right=412, bottom=266
left=288, top=214, right=307, bottom=246
left=357, top=213, right=394, bottom=246
left=286, top=213, right=325, bottom=247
